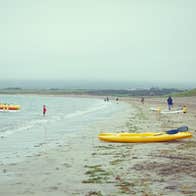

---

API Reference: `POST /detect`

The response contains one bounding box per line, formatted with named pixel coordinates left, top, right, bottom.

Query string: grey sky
left=0, top=0, right=195, bottom=84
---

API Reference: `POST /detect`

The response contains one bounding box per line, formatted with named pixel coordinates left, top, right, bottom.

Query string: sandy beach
left=0, top=96, right=196, bottom=196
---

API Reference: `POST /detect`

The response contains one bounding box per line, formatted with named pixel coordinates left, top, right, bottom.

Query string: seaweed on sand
left=85, top=191, right=103, bottom=196
left=82, top=165, right=113, bottom=184
left=110, top=159, right=124, bottom=165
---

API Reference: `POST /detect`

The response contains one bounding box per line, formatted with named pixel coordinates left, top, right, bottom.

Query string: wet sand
left=0, top=96, right=196, bottom=196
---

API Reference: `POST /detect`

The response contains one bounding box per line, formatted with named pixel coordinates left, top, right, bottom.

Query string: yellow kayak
left=98, top=131, right=192, bottom=143
left=0, top=104, right=20, bottom=111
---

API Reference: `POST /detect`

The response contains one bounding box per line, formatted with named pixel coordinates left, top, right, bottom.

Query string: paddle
left=176, top=126, right=188, bottom=132
left=166, top=126, right=188, bottom=134
left=155, top=126, right=189, bottom=136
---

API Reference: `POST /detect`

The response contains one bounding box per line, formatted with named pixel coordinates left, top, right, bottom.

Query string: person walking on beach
left=167, top=96, right=173, bottom=110
left=43, top=105, right=47, bottom=116
left=141, top=97, right=144, bottom=104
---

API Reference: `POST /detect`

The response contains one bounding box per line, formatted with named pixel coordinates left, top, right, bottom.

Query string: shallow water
left=0, top=95, right=131, bottom=163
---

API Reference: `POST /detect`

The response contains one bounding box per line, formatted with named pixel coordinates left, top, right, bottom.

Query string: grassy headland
left=0, top=87, right=185, bottom=97
left=171, top=88, right=196, bottom=97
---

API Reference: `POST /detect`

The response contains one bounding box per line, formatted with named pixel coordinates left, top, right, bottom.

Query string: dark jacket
left=167, top=97, right=173, bottom=105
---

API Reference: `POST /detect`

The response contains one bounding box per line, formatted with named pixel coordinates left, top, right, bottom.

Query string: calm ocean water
left=0, top=95, right=130, bottom=163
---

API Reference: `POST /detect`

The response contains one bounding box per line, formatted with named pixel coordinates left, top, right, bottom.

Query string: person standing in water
left=43, top=105, right=47, bottom=116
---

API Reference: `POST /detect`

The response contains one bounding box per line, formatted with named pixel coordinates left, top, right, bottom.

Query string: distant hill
left=171, top=89, right=196, bottom=97
left=0, top=87, right=184, bottom=97
left=85, top=88, right=183, bottom=97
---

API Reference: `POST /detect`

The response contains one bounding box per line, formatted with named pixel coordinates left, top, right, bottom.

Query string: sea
left=0, top=95, right=131, bottom=164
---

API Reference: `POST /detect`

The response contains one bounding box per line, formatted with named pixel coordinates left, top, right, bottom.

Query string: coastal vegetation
left=0, top=87, right=185, bottom=97
left=171, top=88, right=196, bottom=97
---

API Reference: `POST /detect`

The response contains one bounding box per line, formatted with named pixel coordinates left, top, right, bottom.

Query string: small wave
left=0, top=102, right=108, bottom=138
left=0, top=124, right=33, bottom=137
left=0, top=118, right=49, bottom=138
left=64, top=103, right=108, bottom=119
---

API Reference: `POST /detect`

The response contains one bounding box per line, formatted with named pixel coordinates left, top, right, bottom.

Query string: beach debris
left=85, top=191, right=103, bottom=196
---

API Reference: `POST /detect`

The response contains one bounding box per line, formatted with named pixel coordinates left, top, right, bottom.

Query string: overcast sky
left=0, top=0, right=195, bottom=85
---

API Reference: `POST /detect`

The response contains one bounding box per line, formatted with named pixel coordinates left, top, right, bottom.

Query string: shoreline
left=0, top=96, right=196, bottom=195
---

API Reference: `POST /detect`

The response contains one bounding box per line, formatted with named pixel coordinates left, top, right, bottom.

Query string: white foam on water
left=64, top=102, right=108, bottom=119
left=0, top=118, right=49, bottom=137
left=0, top=95, right=130, bottom=164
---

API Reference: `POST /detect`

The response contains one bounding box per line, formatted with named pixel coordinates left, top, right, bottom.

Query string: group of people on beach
left=167, top=96, right=187, bottom=113
left=140, top=96, right=174, bottom=109
left=141, top=95, right=173, bottom=109
left=104, top=97, right=110, bottom=102
left=104, top=97, right=119, bottom=103
left=141, top=95, right=187, bottom=113
left=141, top=96, right=174, bottom=110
